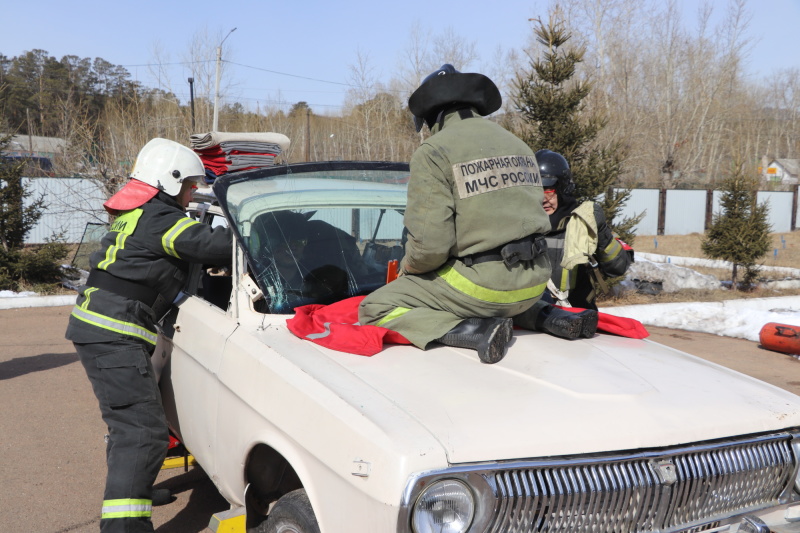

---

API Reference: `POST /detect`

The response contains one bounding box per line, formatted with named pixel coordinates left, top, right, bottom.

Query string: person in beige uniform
left=536, top=149, right=633, bottom=310
left=360, top=64, right=560, bottom=364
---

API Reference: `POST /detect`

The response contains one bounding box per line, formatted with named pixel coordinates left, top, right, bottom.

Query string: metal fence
left=23, top=177, right=108, bottom=244
left=616, top=187, right=799, bottom=235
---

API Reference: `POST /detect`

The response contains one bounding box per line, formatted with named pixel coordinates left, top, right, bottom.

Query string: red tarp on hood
left=287, top=296, right=411, bottom=356
left=287, top=296, right=648, bottom=356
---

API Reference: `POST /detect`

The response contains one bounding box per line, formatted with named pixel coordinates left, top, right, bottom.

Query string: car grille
left=484, top=434, right=797, bottom=533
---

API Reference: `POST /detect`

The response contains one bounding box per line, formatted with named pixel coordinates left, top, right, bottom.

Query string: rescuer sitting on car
left=359, top=64, right=596, bottom=364
left=533, top=149, right=633, bottom=310
left=65, top=138, right=232, bottom=533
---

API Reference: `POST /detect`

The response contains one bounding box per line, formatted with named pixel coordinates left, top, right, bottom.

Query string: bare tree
left=552, top=0, right=754, bottom=187
left=344, top=49, right=382, bottom=160
left=394, top=20, right=434, bottom=99
left=432, top=27, right=479, bottom=71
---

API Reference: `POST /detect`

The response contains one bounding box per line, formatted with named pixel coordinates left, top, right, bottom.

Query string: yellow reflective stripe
left=97, top=232, right=128, bottom=270
left=101, top=498, right=152, bottom=519
left=103, top=511, right=152, bottom=518
left=80, top=287, right=98, bottom=309
left=438, top=265, right=545, bottom=303
left=599, top=237, right=622, bottom=261
left=558, top=269, right=570, bottom=292
left=70, top=306, right=158, bottom=345
left=162, top=217, right=199, bottom=259
left=376, top=306, right=411, bottom=326
left=109, top=209, right=143, bottom=235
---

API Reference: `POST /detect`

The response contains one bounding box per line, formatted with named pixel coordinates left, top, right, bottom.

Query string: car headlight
left=411, top=479, right=474, bottom=533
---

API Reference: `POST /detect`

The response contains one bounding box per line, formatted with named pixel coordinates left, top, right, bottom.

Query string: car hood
left=267, top=325, right=800, bottom=465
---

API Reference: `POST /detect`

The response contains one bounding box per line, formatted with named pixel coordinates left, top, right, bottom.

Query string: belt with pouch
left=461, top=234, right=547, bottom=267
left=86, top=269, right=172, bottom=319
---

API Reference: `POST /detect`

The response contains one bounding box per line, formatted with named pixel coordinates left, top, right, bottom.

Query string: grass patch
left=634, top=232, right=800, bottom=269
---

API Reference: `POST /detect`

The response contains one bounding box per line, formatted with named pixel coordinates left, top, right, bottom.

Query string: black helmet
left=536, top=149, right=575, bottom=196
left=408, top=64, right=502, bottom=132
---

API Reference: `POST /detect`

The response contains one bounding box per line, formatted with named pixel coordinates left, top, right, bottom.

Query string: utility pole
left=213, top=27, right=237, bottom=132
left=188, top=78, right=196, bottom=133
left=26, top=108, right=33, bottom=154
left=305, top=107, right=311, bottom=162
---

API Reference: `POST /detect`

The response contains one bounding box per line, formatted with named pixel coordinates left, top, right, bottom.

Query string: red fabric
left=198, top=154, right=229, bottom=163
left=195, top=146, right=225, bottom=156
left=103, top=179, right=159, bottom=215
left=196, top=147, right=278, bottom=157
left=202, top=164, right=261, bottom=177
left=286, top=297, right=648, bottom=357
left=198, top=157, right=266, bottom=175
left=195, top=148, right=278, bottom=177
left=199, top=158, right=231, bottom=174
left=616, top=237, right=634, bottom=251
left=286, top=296, right=411, bottom=356
left=557, top=306, right=649, bottom=339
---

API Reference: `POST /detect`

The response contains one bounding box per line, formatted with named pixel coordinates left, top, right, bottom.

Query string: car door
left=159, top=202, right=238, bottom=475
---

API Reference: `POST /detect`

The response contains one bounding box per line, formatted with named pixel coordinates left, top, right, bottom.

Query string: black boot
left=435, top=317, right=514, bottom=364
left=513, top=301, right=598, bottom=340
left=571, top=309, right=599, bottom=339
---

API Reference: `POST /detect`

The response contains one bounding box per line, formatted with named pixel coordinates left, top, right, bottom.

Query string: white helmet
left=130, top=138, right=205, bottom=196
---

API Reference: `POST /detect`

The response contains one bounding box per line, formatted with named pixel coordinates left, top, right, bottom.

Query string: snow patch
left=627, top=259, right=720, bottom=292
left=606, top=296, right=800, bottom=342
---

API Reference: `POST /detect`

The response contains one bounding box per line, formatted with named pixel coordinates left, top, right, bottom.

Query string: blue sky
left=3, top=0, right=799, bottom=114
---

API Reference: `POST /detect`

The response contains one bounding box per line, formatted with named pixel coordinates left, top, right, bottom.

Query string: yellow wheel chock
left=161, top=454, right=196, bottom=470
left=207, top=507, right=246, bottom=532
left=159, top=453, right=247, bottom=532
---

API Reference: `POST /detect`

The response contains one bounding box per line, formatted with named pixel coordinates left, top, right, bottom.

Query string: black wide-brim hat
left=409, top=72, right=502, bottom=125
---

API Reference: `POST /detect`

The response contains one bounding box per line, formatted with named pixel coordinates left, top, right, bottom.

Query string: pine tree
left=509, top=15, right=640, bottom=243
left=0, top=135, right=45, bottom=252
left=0, top=135, right=70, bottom=291
left=701, top=166, right=771, bottom=290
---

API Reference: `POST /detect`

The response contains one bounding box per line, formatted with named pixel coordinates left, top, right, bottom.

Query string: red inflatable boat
left=759, top=322, right=800, bottom=356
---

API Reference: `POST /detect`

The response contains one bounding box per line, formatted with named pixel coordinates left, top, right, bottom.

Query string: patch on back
left=452, top=155, right=541, bottom=199
left=110, top=209, right=143, bottom=235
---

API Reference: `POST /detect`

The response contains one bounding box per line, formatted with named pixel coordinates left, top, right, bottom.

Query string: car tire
left=253, top=489, right=320, bottom=533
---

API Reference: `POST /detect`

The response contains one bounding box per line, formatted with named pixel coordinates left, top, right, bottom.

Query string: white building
left=763, top=158, right=799, bottom=185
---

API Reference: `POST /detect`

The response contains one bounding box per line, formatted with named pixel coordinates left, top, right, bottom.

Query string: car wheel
left=253, top=489, right=320, bottom=533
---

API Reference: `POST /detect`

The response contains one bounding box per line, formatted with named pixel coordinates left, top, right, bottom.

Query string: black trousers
left=74, top=339, right=169, bottom=533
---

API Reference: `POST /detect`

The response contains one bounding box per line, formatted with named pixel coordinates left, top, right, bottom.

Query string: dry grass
left=599, top=231, right=800, bottom=307
left=632, top=232, right=800, bottom=269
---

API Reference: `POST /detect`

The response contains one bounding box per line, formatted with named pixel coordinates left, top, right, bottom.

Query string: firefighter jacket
left=402, top=108, right=551, bottom=276
left=66, top=192, right=232, bottom=346
left=358, top=108, right=552, bottom=347
left=545, top=200, right=632, bottom=307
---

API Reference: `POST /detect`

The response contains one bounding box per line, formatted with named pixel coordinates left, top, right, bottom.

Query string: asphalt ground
left=1, top=305, right=798, bottom=532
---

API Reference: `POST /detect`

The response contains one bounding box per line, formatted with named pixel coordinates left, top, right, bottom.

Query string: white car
left=158, top=161, right=800, bottom=533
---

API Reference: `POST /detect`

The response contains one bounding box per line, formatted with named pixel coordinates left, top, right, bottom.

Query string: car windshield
left=214, top=162, right=410, bottom=314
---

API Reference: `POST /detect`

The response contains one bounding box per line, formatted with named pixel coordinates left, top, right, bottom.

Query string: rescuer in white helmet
left=65, top=138, right=232, bottom=533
